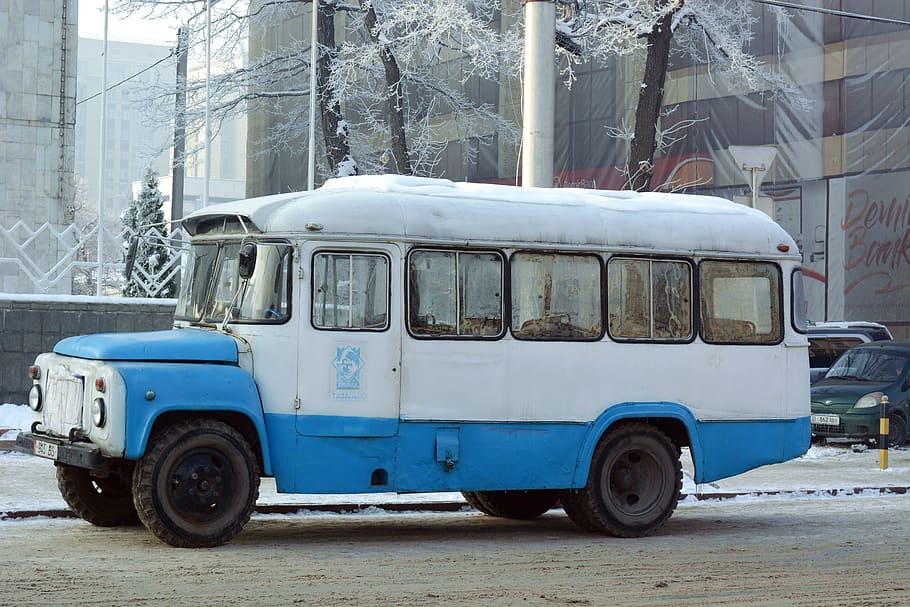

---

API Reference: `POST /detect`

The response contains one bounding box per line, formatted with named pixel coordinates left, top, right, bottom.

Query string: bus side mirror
left=124, top=237, right=139, bottom=280
left=238, top=243, right=257, bottom=279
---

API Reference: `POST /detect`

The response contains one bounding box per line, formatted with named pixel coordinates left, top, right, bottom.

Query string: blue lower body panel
left=693, top=416, right=811, bottom=483
left=262, top=412, right=811, bottom=494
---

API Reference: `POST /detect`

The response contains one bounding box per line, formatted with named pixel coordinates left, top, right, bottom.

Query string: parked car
left=810, top=341, right=910, bottom=447
left=808, top=321, right=893, bottom=383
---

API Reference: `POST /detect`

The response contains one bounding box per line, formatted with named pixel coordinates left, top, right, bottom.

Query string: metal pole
left=880, top=395, right=890, bottom=470
left=171, top=28, right=188, bottom=222
left=520, top=0, right=556, bottom=188
left=96, top=0, right=110, bottom=296
left=204, top=0, right=212, bottom=206
left=307, top=0, right=318, bottom=190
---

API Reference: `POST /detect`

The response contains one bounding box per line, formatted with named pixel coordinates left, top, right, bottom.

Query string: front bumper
left=15, top=432, right=111, bottom=472
left=810, top=411, right=878, bottom=441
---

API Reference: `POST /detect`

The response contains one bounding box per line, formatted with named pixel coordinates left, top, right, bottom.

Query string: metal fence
left=0, top=221, right=186, bottom=298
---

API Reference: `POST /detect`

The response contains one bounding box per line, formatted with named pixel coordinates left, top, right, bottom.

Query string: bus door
left=296, top=242, right=402, bottom=438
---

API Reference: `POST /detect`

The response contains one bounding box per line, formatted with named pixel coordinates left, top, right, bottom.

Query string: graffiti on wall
left=841, top=182, right=910, bottom=321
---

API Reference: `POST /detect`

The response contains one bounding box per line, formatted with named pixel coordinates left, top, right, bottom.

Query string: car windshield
left=175, top=241, right=292, bottom=324
left=825, top=349, right=908, bottom=382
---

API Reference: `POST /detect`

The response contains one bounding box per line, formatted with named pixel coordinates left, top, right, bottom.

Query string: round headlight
left=855, top=392, right=882, bottom=409
left=28, top=384, right=42, bottom=412
left=92, top=398, right=107, bottom=428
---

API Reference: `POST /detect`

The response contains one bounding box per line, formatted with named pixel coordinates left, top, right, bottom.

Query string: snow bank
left=0, top=404, right=36, bottom=441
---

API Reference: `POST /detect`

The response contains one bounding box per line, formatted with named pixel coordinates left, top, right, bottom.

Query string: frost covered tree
left=558, top=0, right=806, bottom=191
left=122, top=167, right=178, bottom=298
left=116, top=0, right=521, bottom=182
left=114, top=0, right=803, bottom=190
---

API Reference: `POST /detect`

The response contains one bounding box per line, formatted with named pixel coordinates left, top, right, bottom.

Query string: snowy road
left=1, top=494, right=909, bottom=606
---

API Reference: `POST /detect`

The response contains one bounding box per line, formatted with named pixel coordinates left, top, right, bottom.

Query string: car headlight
left=28, top=385, right=42, bottom=412
left=92, top=398, right=107, bottom=428
left=855, top=392, right=883, bottom=408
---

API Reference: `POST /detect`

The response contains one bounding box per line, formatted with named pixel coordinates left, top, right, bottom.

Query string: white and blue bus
left=17, top=175, right=810, bottom=547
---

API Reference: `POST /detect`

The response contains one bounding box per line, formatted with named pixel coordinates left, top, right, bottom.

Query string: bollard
left=880, top=395, right=890, bottom=470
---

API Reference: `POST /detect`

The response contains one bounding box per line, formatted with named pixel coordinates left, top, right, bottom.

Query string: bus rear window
left=511, top=252, right=602, bottom=340
left=699, top=260, right=782, bottom=344
left=607, top=258, right=691, bottom=341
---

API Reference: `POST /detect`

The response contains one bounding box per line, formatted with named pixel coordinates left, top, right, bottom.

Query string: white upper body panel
left=183, top=175, right=798, bottom=259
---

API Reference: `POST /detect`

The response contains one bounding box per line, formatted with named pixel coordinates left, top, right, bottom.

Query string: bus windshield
left=175, top=242, right=292, bottom=324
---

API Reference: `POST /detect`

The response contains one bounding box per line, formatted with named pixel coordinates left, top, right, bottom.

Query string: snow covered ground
left=3, top=403, right=909, bottom=514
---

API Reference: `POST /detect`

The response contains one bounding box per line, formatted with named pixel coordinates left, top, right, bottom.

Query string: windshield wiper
left=190, top=320, right=218, bottom=329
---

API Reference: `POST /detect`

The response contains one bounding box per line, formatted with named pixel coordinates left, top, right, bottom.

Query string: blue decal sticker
left=332, top=346, right=364, bottom=400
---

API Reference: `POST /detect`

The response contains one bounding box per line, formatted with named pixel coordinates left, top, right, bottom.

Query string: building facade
left=0, top=0, right=77, bottom=293
left=75, top=37, right=175, bottom=222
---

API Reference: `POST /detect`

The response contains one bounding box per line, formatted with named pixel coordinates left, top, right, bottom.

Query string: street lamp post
left=521, top=0, right=556, bottom=188
left=203, top=0, right=212, bottom=206
left=308, top=0, right=318, bottom=190
left=96, top=0, right=110, bottom=296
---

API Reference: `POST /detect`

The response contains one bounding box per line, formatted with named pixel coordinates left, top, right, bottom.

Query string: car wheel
left=887, top=413, right=908, bottom=448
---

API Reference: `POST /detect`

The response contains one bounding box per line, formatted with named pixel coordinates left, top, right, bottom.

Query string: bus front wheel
left=132, top=418, right=260, bottom=548
left=561, top=423, right=681, bottom=537
left=56, top=463, right=140, bottom=527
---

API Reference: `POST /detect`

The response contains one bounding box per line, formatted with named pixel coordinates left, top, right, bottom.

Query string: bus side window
left=511, top=252, right=602, bottom=340
left=699, top=260, right=782, bottom=344
left=313, top=252, right=389, bottom=330
left=607, top=258, right=692, bottom=341
left=408, top=249, right=503, bottom=338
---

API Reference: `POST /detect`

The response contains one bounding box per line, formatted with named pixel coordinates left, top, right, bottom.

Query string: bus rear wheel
left=561, top=423, right=681, bottom=537
left=56, top=463, right=140, bottom=527
left=132, top=419, right=260, bottom=548
left=462, top=490, right=559, bottom=519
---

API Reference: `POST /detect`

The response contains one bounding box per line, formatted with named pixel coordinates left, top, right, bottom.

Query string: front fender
left=111, top=362, right=273, bottom=475
left=573, top=402, right=703, bottom=487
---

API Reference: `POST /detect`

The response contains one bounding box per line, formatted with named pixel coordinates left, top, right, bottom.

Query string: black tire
left=132, top=419, right=260, bottom=548
left=464, top=490, right=559, bottom=520
left=461, top=491, right=493, bottom=515
left=560, top=422, right=681, bottom=537
left=887, top=413, right=908, bottom=448
left=56, top=463, right=140, bottom=527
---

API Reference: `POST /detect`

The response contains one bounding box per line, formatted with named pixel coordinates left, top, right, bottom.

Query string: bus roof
left=182, top=175, right=798, bottom=258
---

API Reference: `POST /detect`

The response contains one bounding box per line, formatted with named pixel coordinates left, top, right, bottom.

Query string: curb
left=0, top=428, right=15, bottom=451
left=2, top=486, right=909, bottom=521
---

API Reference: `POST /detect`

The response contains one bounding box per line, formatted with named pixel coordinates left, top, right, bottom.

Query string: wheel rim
left=600, top=447, right=667, bottom=520
left=165, top=448, right=237, bottom=524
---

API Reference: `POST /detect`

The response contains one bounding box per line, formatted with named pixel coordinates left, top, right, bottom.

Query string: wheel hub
left=606, top=449, right=661, bottom=515
left=169, top=451, right=234, bottom=520
left=612, top=467, right=634, bottom=491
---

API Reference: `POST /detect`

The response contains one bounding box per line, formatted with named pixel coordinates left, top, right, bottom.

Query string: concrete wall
left=0, top=296, right=176, bottom=405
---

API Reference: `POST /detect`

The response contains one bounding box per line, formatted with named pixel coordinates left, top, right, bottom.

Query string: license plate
left=33, top=439, right=59, bottom=460
left=811, top=414, right=840, bottom=426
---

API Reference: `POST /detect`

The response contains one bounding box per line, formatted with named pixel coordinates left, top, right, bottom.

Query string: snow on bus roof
left=183, top=175, right=797, bottom=257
